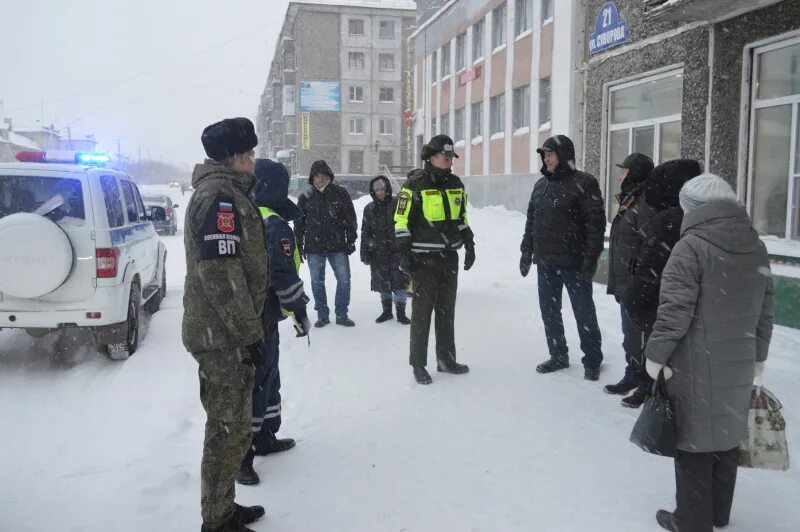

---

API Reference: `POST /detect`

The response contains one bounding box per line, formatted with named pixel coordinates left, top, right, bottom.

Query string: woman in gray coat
left=643, top=174, right=774, bottom=532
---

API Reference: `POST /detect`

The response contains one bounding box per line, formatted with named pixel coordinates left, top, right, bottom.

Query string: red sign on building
left=458, top=65, right=482, bottom=87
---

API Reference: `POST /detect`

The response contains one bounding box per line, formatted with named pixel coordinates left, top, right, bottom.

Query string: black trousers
left=409, top=251, right=459, bottom=367
left=674, top=447, right=739, bottom=532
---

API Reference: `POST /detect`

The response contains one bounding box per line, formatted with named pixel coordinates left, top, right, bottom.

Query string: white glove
left=755, top=362, right=765, bottom=378
left=646, top=359, right=673, bottom=380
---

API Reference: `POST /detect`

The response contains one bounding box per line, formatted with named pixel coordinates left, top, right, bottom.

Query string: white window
left=441, top=44, right=451, bottom=78
left=349, top=150, right=364, bottom=173
left=472, top=19, right=484, bottom=62
left=349, top=19, right=365, bottom=36
left=456, top=33, right=467, bottom=71
left=607, top=70, right=684, bottom=220
left=539, top=77, right=551, bottom=126
left=748, top=37, right=800, bottom=239
left=440, top=113, right=450, bottom=137
left=431, top=117, right=437, bottom=135
left=454, top=107, right=465, bottom=142
left=513, top=85, right=530, bottom=130
left=492, top=3, right=507, bottom=50
left=379, top=20, right=395, bottom=39
left=349, top=52, right=365, bottom=70
left=515, top=0, right=533, bottom=37
left=431, top=51, right=438, bottom=82
left=471, top=101, right=483, bottom=139
left=379, top=118, right=394, bottom=135
left=490, top=94, right=505, bottom=134
left=349, top=86, right=364, bottom=103
left=379, top=53, right=395, bottom=72
left=350, top=117, right=365, bottom=135
left=541, top=0, right=554, bottom=24
left=379, top=87, right=394, bottom=103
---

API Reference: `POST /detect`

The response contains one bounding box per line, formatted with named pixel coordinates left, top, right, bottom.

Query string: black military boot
left=201, top=513, right=256, bottom=532
left=336, top=315, right=356, bottom=327
left=314, top=316, right=330, bottom=328
left=376, top=300, right=393, bottom=323
left=584, top=366, right=601, bottom=381
left=604, top=378, right=638, bottom=395
left=395, top=303, right=411, bottom=325
left=536, top=356, right=569, bottom=374
left=413, top=366, right=432, bottom=385
left=235, top=464, right=259, bottom=486
left=254, top=437, right=296, bottom=456
left=437, top=358, right=469, bottom=374
left=621, top=386, right=650, bottom=408
left=656, top=510, right=679, bottom=531
left=234, top=503, right=266, bottom=525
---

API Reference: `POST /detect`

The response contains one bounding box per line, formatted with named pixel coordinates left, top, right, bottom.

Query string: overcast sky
left=0, top=0, right=291, bottom=168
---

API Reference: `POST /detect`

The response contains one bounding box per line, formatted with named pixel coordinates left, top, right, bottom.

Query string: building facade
left=257, top=0, right=416, bottom=177
left=410, top=0, right=579, bottom=177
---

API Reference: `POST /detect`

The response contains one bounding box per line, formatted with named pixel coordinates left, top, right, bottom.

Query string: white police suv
left=0, top=150, right=167, bottom=360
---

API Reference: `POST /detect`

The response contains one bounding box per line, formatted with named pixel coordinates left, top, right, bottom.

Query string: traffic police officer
left=395, top=134, right=476, bottom=385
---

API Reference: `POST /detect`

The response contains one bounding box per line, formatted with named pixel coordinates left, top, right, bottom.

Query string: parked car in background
left=169, top=181, right=181, bottom=188
left=180, top=182, right=193, bottom=195
left=142, top=194, right=179, bottom=235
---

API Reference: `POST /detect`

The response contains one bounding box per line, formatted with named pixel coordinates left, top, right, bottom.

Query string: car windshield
left=0, top=175, right=85, bottom=221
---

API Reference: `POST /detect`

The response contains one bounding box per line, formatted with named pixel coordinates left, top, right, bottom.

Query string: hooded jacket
left=520, top=135, right=606, bottom=274
left=645, top=200, right=774, bottom=452
left=362, top=176, right=407, bottom=293
left=182, top=160, right=268, bottom=353
left=295, top=161, right=358, bottom=255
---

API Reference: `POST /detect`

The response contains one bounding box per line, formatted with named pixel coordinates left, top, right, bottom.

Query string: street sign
left=301, top=113, right=310, bottom=150
left=589, top=2, right=628, bottom=55
left=299, top=81, right=341, bottom=112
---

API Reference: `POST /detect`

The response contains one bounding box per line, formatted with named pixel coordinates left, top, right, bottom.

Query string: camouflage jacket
left=182, top=160, right=269, bottom=354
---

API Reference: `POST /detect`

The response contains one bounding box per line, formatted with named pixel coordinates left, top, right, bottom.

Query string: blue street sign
left=589, top=2, right=628, bottom=55
left=300, top=81, right=341, bottom=112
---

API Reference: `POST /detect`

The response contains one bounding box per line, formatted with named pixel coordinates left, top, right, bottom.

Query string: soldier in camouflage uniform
left=182, top=117, right=269, bottom=532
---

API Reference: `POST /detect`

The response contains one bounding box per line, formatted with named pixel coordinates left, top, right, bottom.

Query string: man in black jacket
left=520, top=135, right=606, bottom=381
left=604, top=152, right=655, bottom=404
left=295, top=160, right=358, bottom=327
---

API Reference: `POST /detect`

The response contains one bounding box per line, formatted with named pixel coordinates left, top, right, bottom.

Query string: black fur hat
left=201, top=117, right=258, bottom=162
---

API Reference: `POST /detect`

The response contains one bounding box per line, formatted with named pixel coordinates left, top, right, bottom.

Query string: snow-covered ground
left=1, top=185, right=799, bottom=531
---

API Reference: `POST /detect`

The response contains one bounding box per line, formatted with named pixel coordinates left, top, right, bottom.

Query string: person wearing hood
left=295, top=160, right=358, bottom=327
left=182, top=117, right=267, bottom=532
left=519, top=135, right=606, bottom=381
left=619, top=159, right=702, bottom=408
left=643, top=174, right=774, bottom=532
left=604, top=153, right=655, bottom=398
left=395, top=135, right=475, bottom=385
left=361, top=175, right=411, bottom=324
left=236, top=159, right=311, bottom=487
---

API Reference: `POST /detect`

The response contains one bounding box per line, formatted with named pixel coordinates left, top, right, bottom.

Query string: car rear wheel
left=106, top=285, right=140, bottom=360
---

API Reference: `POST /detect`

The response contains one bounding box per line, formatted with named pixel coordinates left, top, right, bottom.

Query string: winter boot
left=395, top=303, right=411, bottom=325
left=584, top=366, right=601, bottom=381
left=604, top=378, right=638, bottom=395
left=536, top=356, right=569, bottom=374
left=413, top=366, right=432, bottom=385
left=336, top=315, right=356, bottom=327
left=655, top=510, right=678, bottom=531
left=437, top=358, right=469, bottom=374
left=621, top=386, right=650, bottom=408
left=254, top=437, right=296, bottom=456
left=314, top=316, right=330, bottom=328
left=234, top=503, right=266, bottom=525
left=376, top=300, right=394, bottom=323
left=235, top=464, right=259, bottom=486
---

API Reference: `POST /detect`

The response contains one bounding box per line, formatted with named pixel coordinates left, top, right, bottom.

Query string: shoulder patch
left=396, top=191, right=411, bottom=216
left=280, top=238, right=292, bottom=257
left=199, top=195, right=242, bottom=260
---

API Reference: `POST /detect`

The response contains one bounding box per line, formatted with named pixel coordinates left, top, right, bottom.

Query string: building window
left=431, top=117, right=437, bottom=135
left=490, top=94, right=505, bottom=135
left=513, top=85, right=530, bottom=130
left=749, top=37, right=800, bottom=239
left=379, top=53, right=395, bottom=72
left=492, top=3, right=507, bottom=50
left=454, top=107, right=465, bottom=142
left=349, top=19, right=365, bottom=36
left=349, top=52, right=365, bottom=70
left=607, top=70, right=683, bottom=220
left=541, top=0, right=554, bottom=24
left=379, top=87, right=394, bottom=103
left=379, top=118, right=394, bottom=135
left=350, top=117, right=365, bottom=135
left=515, top=0, right=533, bottom=36
left=349, top=150, right=364, bottom=174
left=539, top=77, right=551, bottom=127
left=456, top=33, right=467, bottom=71
left=471, top=101, right=483, bottom=139
left=349, top=86, right=364, bottom=103
left=440, top=113, right=450, bottom=137
left=379, top=150, right=394, bottom=170
left=431, top=50, right=438, bottom=83
left=379, top=20, right=395, bottom=39
left=441, top=44, right=451, bottom=78
left=472, top=19, right=484, bottom=62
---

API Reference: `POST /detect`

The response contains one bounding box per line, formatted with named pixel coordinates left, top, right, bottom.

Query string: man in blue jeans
left=295, top=160, right=358, bottom=327
left=519, top=135, right=607, bottom=381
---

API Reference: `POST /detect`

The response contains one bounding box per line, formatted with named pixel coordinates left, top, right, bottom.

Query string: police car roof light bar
left=14, top=150, right=110, bottom=166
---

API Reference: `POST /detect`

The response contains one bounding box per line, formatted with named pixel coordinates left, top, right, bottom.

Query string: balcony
left=644, top=0, right=783, bottom=21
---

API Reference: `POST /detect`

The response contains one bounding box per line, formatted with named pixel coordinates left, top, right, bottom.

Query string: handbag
left=630, top=368, right=677, bottom=457
left=739, top=378, right=790, bottom=471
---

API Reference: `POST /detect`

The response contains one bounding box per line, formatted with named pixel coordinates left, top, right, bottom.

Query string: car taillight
left=96, top=248, right=120, bottom=278
left=165, top=208, right=174, bottom=218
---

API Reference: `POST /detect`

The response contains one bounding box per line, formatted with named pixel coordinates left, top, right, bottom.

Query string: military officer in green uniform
left=183, top=117, right=268, bottom=532
left=395, top=134, right=476, bottom=385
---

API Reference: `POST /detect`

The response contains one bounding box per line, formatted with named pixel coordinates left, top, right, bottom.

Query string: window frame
left=379, top=20, right=396, bottom=40
left=471, top=101, right=483, bottom=139
left=455, top=33, right=467, bottom=72
left=513, top=84, right=531, bottom=130
left=490, top=94, right=506, bottom=135
left=541, top=0, right=554, bottom=25
left=491, top=3, right=507, bottom=51
left=440, top=44, right=451, bottom=79
left=349, top=85, right=364, bottom=103
left=349, top=51, right=365, bottom=70
left=539, top=76, right=551, bottom=127
left=378, top=87, right=394, bottom=103
left=515, top=0, right=533, bottom=37
left=454, top=107, right=466, bottom=143
left=100, top=175, right=125, bottom=228
left=472, top=19, right=485, bottom=63
left=440, top=113, right=450, bottom=137
left=379, top=53, right=396, bottom=72
left=348, top=18, right=365, bottom=36
left=349, top=117, right=365, bottom=135
left=379, top=118, right=394, bottom=136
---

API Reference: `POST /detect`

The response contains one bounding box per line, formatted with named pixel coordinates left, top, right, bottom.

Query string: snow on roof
left=294, top=0, right=416, bottom=11
left=7, top=132, right=40, bottom=150
left=12, top=126, right=60, bottom=135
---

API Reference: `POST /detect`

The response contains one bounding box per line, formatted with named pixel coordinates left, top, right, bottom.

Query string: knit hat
left=371, top=178, right=387, bottom=192
left=679, top=173, right=737, bottom=213
left=201, top=117, right=257, bottom=162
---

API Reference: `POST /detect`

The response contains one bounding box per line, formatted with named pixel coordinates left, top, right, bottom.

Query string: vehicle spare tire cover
left=0, top=213, right=74, bottom=298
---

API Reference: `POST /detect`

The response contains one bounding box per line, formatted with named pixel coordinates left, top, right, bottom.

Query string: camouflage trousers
left=194, top=348, right=254, bottom=529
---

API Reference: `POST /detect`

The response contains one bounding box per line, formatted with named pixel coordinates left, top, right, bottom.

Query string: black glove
left=246, top=338, right=267, bottom=367
left=399, top=254, right=414, bottom=276
left=346, top=242, right=357, bottom=256
left=464, top=243, right=476, bottom=271
left=293, top=307, right=312, bottom=338
left=520, top=253, right=532, bottom=277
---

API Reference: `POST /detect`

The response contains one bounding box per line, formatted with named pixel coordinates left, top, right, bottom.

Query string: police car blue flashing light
left=15, top=150, right=110, bottom=166
left=76, top=152, right=110, bottom=165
